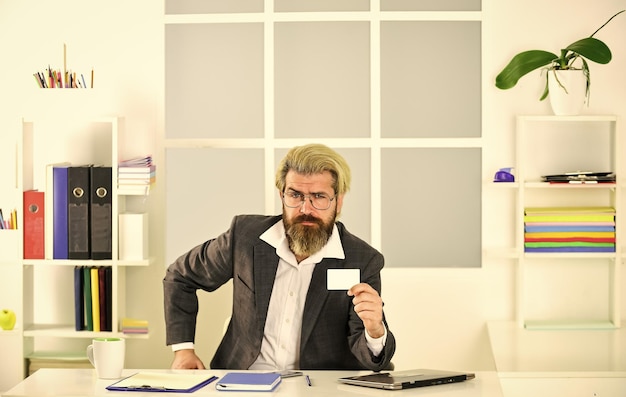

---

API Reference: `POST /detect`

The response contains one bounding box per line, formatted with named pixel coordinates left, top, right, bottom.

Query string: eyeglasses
left=282, top=190, right=335, bottom=210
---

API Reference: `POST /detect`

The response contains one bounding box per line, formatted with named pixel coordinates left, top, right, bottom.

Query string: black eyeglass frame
left=281, top=190, right=336, bottom=211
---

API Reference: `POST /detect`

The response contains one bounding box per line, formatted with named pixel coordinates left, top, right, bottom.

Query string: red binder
left=23, top=190, right=45, bottom=259
left=98, top=266, right=113, bottom=332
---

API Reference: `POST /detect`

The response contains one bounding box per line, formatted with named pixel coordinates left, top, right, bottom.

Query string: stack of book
left=524, top=206, right=616, bottom=253
left=26, top=352, right=93, bottom=376
left=121, top=318, right=149, bottom=335
left=117, top=155, right=155, bottom=195
left=74, top=266, right=113, bottom=332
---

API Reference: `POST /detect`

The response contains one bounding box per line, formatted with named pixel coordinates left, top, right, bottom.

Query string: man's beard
left=284, top=210, right=336, bottom=258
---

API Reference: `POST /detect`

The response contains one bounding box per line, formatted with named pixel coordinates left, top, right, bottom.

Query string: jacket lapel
left=300, top=258, right=338, bottom=350
left=253, top=244, right=279, bottom=332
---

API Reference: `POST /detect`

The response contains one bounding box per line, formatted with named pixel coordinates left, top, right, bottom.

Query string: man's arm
left=163, top=254, right=204, bottom=347
left=344, top=249, right=396, bottom=370
left=163, top=226, right=236, bottom=353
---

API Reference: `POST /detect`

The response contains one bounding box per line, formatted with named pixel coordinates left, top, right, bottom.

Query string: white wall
left=0, top=0, right=171, bottom=375
left=0, top=0, right=625, bottom=380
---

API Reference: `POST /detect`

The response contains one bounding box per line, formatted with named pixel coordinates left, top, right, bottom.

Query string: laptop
left=338, top=369, right=475, bottom=390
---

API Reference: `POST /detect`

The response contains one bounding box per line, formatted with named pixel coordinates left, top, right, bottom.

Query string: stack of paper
left=118, top=155, right=155, bottom=195
left=121, top=317, right=149, bottom=334
left=524, top=207, right=616, bottom=252
left=541, top=171, right=616, bottom=184
left=26, top=352, right=92, bottom=376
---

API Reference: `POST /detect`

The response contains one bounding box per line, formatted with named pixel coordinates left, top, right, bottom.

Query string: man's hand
left=348, top=283, right=386, bottom=339
left=171, top=349, right=206, bottom=369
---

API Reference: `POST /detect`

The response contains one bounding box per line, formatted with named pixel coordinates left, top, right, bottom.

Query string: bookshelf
left=0, top=115, right=150, bottom=388
left=487, top=115, right=622, bottom=329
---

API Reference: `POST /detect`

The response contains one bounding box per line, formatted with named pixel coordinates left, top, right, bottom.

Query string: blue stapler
left=493, top=167, right=515, bottom=182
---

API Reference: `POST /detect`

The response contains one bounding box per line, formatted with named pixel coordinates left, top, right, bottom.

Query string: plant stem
left=590, top=10, right=625, bottom=38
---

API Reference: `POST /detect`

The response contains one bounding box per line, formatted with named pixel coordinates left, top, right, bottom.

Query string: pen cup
left=86, top=337, right=125, bottom=379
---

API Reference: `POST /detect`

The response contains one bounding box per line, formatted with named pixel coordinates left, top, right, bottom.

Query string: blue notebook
left=216, top=372, right=282, bottom=392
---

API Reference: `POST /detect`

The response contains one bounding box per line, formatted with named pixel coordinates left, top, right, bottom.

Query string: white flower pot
left=548, top=69, right=587, bottom=116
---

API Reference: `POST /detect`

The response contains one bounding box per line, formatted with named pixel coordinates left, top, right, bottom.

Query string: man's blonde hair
left=275, top=144, right=351, bottom=195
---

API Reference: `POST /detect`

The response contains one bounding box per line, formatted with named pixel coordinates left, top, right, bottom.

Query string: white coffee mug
left=86, top=337, right=125, bottom=379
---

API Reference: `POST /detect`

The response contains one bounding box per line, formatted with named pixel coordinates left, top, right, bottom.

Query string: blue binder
left=106, top=372, right=218, bottom=393
left=52, top=165, right=70, bottom=259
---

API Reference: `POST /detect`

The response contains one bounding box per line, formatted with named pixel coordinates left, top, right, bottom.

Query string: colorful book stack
left=117, top=155, right=155, bottom=195
left=524, top=206, right=616, bottom=253
left=74, top=266, right=113, bottom=332
left=121, top=318, right=149, bottom=335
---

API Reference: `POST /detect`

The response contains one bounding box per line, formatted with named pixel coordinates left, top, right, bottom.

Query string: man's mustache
left=293, top=214, right=322, bottom=225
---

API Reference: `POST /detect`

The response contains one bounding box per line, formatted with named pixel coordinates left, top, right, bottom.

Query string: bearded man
left=163, top=144, right=396, bottom=371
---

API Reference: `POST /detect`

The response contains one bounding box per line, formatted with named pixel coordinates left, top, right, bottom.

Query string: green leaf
left=495, top=50, right=557, bottom=89
left=565, top=37, right=612, bottom=64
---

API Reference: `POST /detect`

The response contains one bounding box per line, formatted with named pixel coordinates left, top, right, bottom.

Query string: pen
left=305, top=375, right=311, bottom=386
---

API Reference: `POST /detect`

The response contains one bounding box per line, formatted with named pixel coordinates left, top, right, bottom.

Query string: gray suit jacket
left=163, top=215, right=395, bottom=371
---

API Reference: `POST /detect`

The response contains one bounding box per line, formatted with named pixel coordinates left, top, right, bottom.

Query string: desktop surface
left=2, top=368, right=503, bottom=397
left=488, top=321, right=626, bottom=376
left=488, top=321, right=626, bottom=397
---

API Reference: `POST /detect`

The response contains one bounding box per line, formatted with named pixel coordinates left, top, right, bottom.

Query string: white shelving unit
left=0, top=116, right=150, bottom=387
left=486, top=116, right=625, bottom=395
left=495, top=115, right=622, bottom=329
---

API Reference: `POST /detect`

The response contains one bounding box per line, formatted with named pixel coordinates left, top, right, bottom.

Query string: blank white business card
left=327, top=268, right=360, bottom=290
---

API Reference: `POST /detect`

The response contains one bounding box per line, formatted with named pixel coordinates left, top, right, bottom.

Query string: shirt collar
left=260, top=219, right=345, bottom=265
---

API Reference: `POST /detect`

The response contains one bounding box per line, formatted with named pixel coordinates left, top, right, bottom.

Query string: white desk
left=2, top=369, right=503, bottom=397
left=488, top=321, right=626, bottom=397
